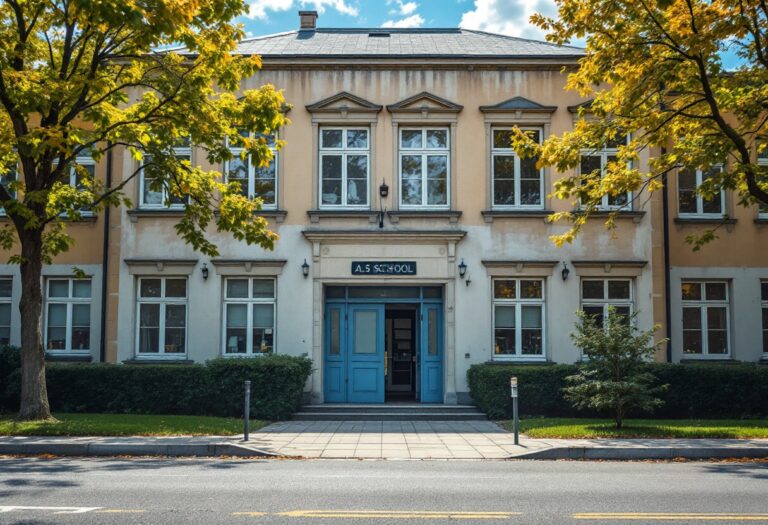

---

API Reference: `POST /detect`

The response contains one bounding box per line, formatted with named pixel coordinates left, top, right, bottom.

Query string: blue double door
left=324, top=300, right=443, bottom=403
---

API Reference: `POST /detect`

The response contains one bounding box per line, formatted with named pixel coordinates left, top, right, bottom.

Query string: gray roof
left=225, top=28, right=584, bottom=59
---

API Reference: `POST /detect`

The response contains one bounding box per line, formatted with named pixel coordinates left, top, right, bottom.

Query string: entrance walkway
left=247, top=420, right=545, bottom=459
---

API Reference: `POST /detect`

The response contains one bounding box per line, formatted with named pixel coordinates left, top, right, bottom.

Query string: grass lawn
left=0, top=413, right=268, bottom=437
left=499, top=418, right=768, bottom=439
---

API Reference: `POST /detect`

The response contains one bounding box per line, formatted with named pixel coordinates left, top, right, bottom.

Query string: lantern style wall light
left=201, top=263, right=209, bottom=281
left=561, top=262, right=570, bottom=281
left=302, top=259, right=310, bottom=278
left=458, top=259, right=467, bottom=279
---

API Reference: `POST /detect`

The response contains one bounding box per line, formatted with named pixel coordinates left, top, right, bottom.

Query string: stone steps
left=293, top=404, right=487, bottom=421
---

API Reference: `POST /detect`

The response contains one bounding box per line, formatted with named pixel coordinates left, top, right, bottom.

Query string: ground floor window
left=223, top=278, right=275, bottom=355
left=0, top=278, right=10, bottom=344
left=45, top=278, right=91, bottom=352
left=492, top=278, right=544, bottom=358
left=681, top=281, right=729, bottom=356
left=580, top=279, right=633, bottom=327
left=136, top=277, right=187, bottom=355
left=762, top=281, right=767, bottom=354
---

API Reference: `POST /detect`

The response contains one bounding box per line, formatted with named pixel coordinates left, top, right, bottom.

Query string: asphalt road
left=0, top=457, right=767, bottom=524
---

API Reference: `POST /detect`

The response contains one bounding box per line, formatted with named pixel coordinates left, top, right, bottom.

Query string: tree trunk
left=16, top=228, right=52, bottom=421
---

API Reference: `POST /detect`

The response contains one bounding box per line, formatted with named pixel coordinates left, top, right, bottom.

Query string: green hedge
left=467, top=363, right=768, bottom=420
left=0, top=346, right=312, bottom=420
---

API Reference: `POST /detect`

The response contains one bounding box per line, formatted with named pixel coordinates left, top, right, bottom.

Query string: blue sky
left=238, top=0, right=743, bottom=69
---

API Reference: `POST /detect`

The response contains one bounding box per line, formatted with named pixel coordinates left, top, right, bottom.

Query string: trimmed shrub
left=467, top=362, right=768, bottom=420
left=0, top=353, right=312, bottom=420
left=0, top=345, right=21, bottom=412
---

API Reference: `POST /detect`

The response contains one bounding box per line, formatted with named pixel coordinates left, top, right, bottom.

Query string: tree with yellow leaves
left=512, top=0, right=768, bottom=247
left=0, top=0, right=288, bottom=420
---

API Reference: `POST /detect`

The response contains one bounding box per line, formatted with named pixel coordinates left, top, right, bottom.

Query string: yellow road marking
left=232, top=512, right=268, bottom=517
left=275, top=510, right=520, bottom=519
left=574, top=513, right=768, bottom=521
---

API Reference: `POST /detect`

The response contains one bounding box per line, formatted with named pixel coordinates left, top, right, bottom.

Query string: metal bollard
left=510, top=377, right=519, bottom=446
left=244, top=380, right=251, bottom=441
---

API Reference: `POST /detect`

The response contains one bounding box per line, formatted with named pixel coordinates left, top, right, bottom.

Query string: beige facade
left=1, top=14, right=765, bottom=404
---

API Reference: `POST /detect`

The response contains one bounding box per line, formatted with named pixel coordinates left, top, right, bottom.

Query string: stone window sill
left=307, top=209, right=378, bottom=224
left=588, top=210, right=646, bottom=223
left=387, top=210, right=462, bottom=224
left=130, top=209, right=286, bottom=223
left=674, top=217, right=736, bottom=225
left=46, top=353, right=92, bottom=363
left=679, top=357, right=737, bottom=364
left=482, top=210, right=552, bottom=223
left=123, top=358, right=195, bottom=365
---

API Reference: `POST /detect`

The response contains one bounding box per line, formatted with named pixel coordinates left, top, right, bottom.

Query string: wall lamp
left=561, top=262, right=570, bottom=281
left=458, top=259, right=467, bottom=279
left=302, top=259, right=310, bottom=278
left=378, top=180, right=389, bottom=229
left=201, top=263, right=209, bottom=281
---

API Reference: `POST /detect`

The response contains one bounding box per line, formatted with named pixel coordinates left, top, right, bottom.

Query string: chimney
left=299, top=10, right=318, bottom=30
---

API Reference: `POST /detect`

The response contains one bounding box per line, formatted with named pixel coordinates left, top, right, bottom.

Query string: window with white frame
left=69, top=156, right=95, bottom=214
left=581, top=279, right=633, bottom=328
left=319, top=127, right=369, bottom=207
left=136, top=277, right=187, bottom=355
left=45, top=279, right=91, bottom=352
left=0, top=278, right=11, bottom=345
left=762, top=281, right=767, bottom=354
left=678, top=166, right=725, bottom=217
left=579, top=135, right=631, bottom=209
left=399, top=128, right=449, bottom=208
left=226, top=131, right=277, bottom=208
left=492, top=128, right=543, bottom=208
left=681, top=281, right=729, bottom=356
left=223, top=278, right=275, bottom=355
left=492, top=279, right=545, bottom=358
left=140, top=138, right=191, bottom=208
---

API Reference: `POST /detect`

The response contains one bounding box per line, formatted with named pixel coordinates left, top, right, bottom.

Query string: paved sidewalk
left=2, top=421, right=768, bottom=460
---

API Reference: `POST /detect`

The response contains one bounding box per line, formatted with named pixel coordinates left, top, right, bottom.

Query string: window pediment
left=305, top=92, right=383, bottom=115
left=387, top=92, right=463, bottom=115
left=480, top=96, right=557, bottom=114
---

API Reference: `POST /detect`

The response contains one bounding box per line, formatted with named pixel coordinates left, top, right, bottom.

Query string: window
left=579, top=135, right=630, bottom=209
left=69, top=156, right=95, bottom=214
left=399, top=128, right=449, bottom=208
left=678, top=166, right=725, bottom=217
left=226, top=131, right=277, bottom=208
left=762, top=281, right=768, bottom=355
left=492, top=279, right=544, bottom=358
left=0, top=278, right=11, bottom=345
left=320, top=127, right=369, bottom=208
left=758, top=147, right=767, bottom=218
left=136, top=277, right=187, bottom=355
left=580, top=279, right=633, bottom=328
left=0, top=164, right=17, bottom=215
left=45, top=279, right=91, bottom=352
left=492, top=128, right=543, bottom=208
left=681, top=281, right=729, bottom=356
left=223, top=278, right=275, bottom=355
left=140, top=138, right=191, bottom=208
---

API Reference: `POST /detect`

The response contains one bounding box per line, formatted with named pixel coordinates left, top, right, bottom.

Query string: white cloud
left=459, top=0, right=557, bottom=40
left=398, top=1, right=418, bottom=15
left=246, top=0, right=359, bottom=20
left=381, top=13, right=425, bottom=28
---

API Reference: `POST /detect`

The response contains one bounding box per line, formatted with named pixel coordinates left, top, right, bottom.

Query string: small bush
left=468, top=362, right=768, bottom=420
left=0, top=352, right=312, bottom=420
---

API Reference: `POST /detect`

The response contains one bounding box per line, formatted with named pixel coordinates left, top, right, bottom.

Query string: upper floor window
left=140, top=138, right=191, bottom=209
left=579, top=135, right=631, bottom=210
left=681, top=281, right=729, bottom=356
left=492, top=128, right=543, bottom=208
left=581, top=279, right=633, bottom=328
left=320, top=127, right=369, bottom=208
left=136, top=277, right=187, bottom=356
left=678, top=166, right=725, bottom=217
left=223, top=278, right=275, bottom=355
left=762, top=281, right=767, bottom=355
left=492, top=279, right=545, bottom=358
left=45, top=278, right=91, bottom=353
left=399, top=128, right=449, bottom=208
left=70, top=156, right=95, bottom=214
left=227, top=131, right=277, bottom=208
left=0, top=278, right=11, bottom=345
left=758, top=145, right=767, bottom=217
left=0, top=164, right=17, bottom=215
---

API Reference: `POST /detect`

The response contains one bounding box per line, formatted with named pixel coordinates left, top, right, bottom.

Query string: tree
left=564, top=307, right=667, bottom=428
left=0, top=0, right=288, bottom=420
left=510, top=0, right=768, bottom=247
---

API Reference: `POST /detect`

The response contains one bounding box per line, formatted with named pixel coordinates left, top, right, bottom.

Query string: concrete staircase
left=293, top=404, right=487, bottom=421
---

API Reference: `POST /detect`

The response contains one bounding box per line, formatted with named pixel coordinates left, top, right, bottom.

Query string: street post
left=244, top=380, right=251, bottom=441
left=510, top=376, right=519, bottom=445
